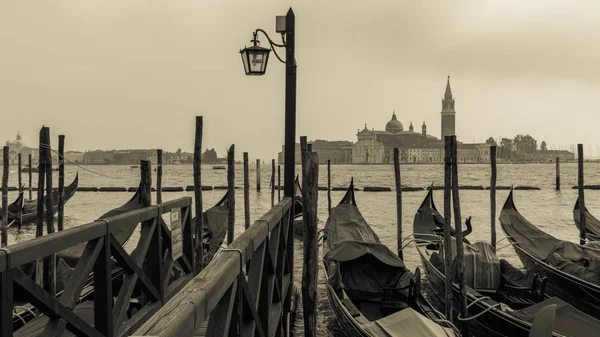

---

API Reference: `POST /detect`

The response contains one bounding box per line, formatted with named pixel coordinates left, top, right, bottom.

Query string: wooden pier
left=0, top=190, right=196, bottom=337
left=132, top=197, right=295, bottom=337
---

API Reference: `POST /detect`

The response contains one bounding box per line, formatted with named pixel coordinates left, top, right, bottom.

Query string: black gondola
left=1, top=173, right=79, bottom=226
left=573, top=196, right=600, bottom=242
left=322, top=179, right=458, bottom=337
left=500, top=189, right=600, bottom=318
left=414, top=188, right=600, bottom=337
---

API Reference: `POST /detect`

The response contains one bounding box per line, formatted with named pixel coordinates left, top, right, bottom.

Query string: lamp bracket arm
left=254, top=29, right=286, bottom=64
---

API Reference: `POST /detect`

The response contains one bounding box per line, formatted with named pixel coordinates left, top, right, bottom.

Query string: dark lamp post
left=240, top=41, right=271, bottom=76
left=240, top=8, right=296, bottom=199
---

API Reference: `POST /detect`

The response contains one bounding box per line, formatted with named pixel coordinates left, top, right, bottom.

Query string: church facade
left=352, top=77, right=486, bottom=164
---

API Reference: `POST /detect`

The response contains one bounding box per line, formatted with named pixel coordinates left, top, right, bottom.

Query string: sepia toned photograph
left=1, top=1, right=600, bottom=336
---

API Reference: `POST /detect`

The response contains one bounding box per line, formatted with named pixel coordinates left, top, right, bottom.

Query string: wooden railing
left=0, top=197, right=195, bottom=337
left=132, top=197, right=294, bottom=337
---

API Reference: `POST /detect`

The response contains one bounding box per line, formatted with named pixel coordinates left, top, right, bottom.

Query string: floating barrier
left=514, top=186, right=541, bottom=190
left=214, top=186, right=228, bottom=190
left=401, top=187, right=425, bottom=192
left=99, top=187, right=127, bottom=192
left=162, top=187, right=184, bottom=192
left=7, top=186, right=17, bottom=191
left=459, top=185, right=485, bottom=190
left=317, top=186, right=328, bottom=191
left=363, top=186, right=391, bottom=192
left=571, top=185, right=600, bottom=190
left=77, top=187, right=99, bottom=192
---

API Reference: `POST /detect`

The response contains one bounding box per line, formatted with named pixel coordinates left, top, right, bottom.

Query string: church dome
left=385, top=112, right=404, bottom=133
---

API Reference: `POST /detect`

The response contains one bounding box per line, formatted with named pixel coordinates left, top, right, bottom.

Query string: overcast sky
left=2, top=1, right=600, bottom=160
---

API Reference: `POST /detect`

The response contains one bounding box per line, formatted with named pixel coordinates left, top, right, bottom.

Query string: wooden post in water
left=300, top=136, right=308, bottom=167
left=490, top=145, right=497, bottom=248
left=157, top=149, right=163, bottom=204
left=35, top=128, right=46, bottom=288
left=18, top=152, right=23, bottom=230
left=42, top=127, right=56, bottom=296
left=193, top=116, right=204, bottom=271
left=28, top=153, right=32, bottom=200
left=227, top=145, right=235, bottom=245
left=443, top=136, right=453, bottom=322
left=555, top=157, right=560, bottom=191
left=393, top=148, right=403, bottom=259
left=451, top=136, right=468, bottom=335
left=256, top=159, right=261, bottom=191
left=1, top=147, right=8, bottom=247
left=307, top=143, right=312, bottom=152
left=278, top=164, right=281, bottom=201
left=18, top=153, right=22, bottom=194
left=327, top=159, right=332, bottom=215
left=578, top=144, right=586, bottom=245
left=271, top=159, right=275, bottom=207
left=58, top=135, right=65, bottom=231
left=243, top=152, right=250, bottom=230
left=302, top=151, right=319, bottom=337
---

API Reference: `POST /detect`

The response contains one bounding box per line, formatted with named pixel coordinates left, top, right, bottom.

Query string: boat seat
left=341, top=298, right=362, bottom=318
left=380, top=268, right=421, bottom=316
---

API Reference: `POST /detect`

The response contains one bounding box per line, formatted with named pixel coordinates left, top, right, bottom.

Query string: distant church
left=352, top=77, right=487, bottom=163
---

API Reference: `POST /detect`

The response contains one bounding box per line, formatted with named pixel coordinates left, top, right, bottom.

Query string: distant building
left=278, top=140, right=353, bottom=164
left=351, top=77, right=485, bottom=163
left=64, top=151, right=84, bottom=164
left=4, top=132, right=57, bottom=166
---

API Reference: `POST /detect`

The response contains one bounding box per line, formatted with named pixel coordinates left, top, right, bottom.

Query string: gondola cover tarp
left=509, top=297, right=600, bottom=337
left=363, top=307, right=456, bottom=337
left=546, top=241, right=600, bottom=284
left=325, top=203, right=380, bottom=249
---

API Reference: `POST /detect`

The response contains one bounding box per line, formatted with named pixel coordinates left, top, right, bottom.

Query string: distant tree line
left=485, top=134, right=553, bottom=160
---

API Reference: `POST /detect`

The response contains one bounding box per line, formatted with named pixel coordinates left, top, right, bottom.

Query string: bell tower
left=422, top=121, right=427, bottom=136
left=441, top=76, right=456, bottom=139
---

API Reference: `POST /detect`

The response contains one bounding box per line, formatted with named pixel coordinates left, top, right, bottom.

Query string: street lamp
left=240, top=8, right=296, bottom=199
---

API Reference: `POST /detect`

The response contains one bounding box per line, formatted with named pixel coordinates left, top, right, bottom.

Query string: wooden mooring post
left=243, top=152, right=250, bottom=230
left=578, top=144, right=586, bottom=245
left=18, top=153, right=22, bottom=230
left=157, top=149, right=163, bottom=204
left=490, top=145, right=497, bottom=248
left=327, top=159, right=332, bottom=215
left=43, top=127, right=56, bottom=296
left=302, top=151, right=319, bottom=337
left=451, top=135, right=469, bottom=335
left=271, top=159, right=276, bottom=207
left=194, top=116, right=204, bottom=270
left=278, top=164, right=281, bottom=201
left=58, top=134, right=65, bottom=231
left=17, top=153, right=22, bottom=195
left=393, top=148, right=402, bottom=259
left=28, top=153, right=32, bottom=200
left=443, top=136, right=453, bottom=322
left=227, top=145, right=235, bottom=245
left=256, top=159, right=261, bottom=191
left=555, top=157, right=560, bottom=191
left=35, top=128, right=46, bottom=288
left=1, top=146, right=8, bottom=247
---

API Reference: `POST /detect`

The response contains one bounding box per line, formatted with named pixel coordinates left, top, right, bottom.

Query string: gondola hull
left=502, top=232, right=600, bottom=317
left=416, top=244, right=539, bottom=337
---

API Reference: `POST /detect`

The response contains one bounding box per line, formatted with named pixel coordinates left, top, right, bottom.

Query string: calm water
left=3, top=162, right=600, bottom=336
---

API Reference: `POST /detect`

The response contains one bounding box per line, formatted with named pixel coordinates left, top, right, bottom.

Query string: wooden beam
left=393, top=148, right=402, bottom=259
left=227, top=145, right=235, bottom=245
left=1, top=146, right=8, bottom=247
left=490, top=145, right=497, bottom=248
left=244, top=152, right=250, bottom=230
left=94, top=227, right=114, bottom=337
left=578, top=144, right=586, bottom=245
left=109, top=235, right=159, bottom=301
left=0, top=251, right=13, bottom=337
left=58, top=134, right=65, bottom=231
left=302, top=151, right=318, bottom=337
left=451, top=135, right=469, bottom=335
left=157, top=149, right=163, bottom=204
left=193, top=116, right=204, bottom=270
left=443, top=136, right=453, bottom=323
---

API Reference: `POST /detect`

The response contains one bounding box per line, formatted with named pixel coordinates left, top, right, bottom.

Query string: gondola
left=322, top=179, right=457, bottom=337
left=414, top=188, right=600, bottom=337
left=196, top=191, right=229, bottom=266
left=292, top=176, right=304, bottom=236
left=500, top=189, right=600, bottom=318
left=1, top=173, right=79, bottom=226
left=573, top=196, right=600, bottom=241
